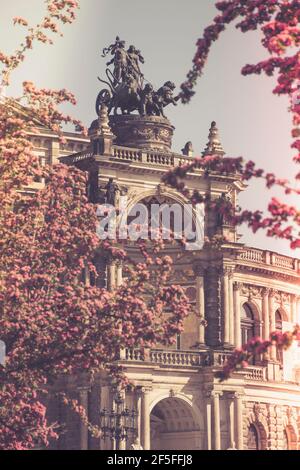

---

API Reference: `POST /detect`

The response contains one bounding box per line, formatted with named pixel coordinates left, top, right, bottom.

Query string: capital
left=233, top=282, right=243, bottom=292
left=233, top=391, right=244, bottom=400
left=206, top=390, right=223, bottom=399
left=137, top=385, right=153, bottom=395
left=262, top=287, right=270, bottom=297
left=268, top=288, right=277, bottom=298
left=223, top=266, right=234, bottom=277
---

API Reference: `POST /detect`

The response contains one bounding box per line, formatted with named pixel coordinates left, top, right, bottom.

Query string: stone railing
left=60, top=149, right=94, bottom=165
left=122, top=348, right=206, bottom=366
left=238, top=248, right=264, bottom=263
left=271, top=253, right=294, bottom=270
left=150, top=349, right=204, bottom=367
left=244, top=366, right=266, bottom=381
left=124, top=349, right=145, bottom=362
left=237, top=247, right=298, bottom=272
left=113, top=147, right=142, bottom=162
left=122, top=348, right=235, bottom=368
left=60, top=144, right=204, bottom=170
left=112, top=145, right=190, bottom=168
left=122, top=348, right=278, bottom=382
left=146, top=152, right=174, bottom=166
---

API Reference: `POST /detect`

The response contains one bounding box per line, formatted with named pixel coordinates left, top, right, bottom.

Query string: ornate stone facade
left=28, top=109, right=300, bottom=451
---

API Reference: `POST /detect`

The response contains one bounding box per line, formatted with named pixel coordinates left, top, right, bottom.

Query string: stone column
left=235, top=393, right=244, bottom=450
left=196, top=269, right=206, bottom=345
left=212, top=391, right=222, bottom=450
left=78, top=387, right=89, bottom=450
left=94, top=254, right=107, bottom=288
left=205, top=393, right=212, bottom=450
left=291, top=295, right=297, bottom=324
left=116, top=262, right=123, bottom=287
left=141, top=388, right=151, bottom=450
left=223, top=269, right=230, bottom=346
left=228, top=393, right=235, bottom=448
left=107, top=262, right=116, bottom=291
left=136, top=389, right=142, bottom=444
left=50, top=139, right=60, bottom=165
left=233, top=283, right=241, bottom=348
left=262, top=288, right=270, bottom=359
left=269, top=289, right=276, bottom=361
left=228, top=271, right=234, bottom=346
left=84, top=265, right=90, bottom=287
left=297, top=296, right=300, bottom=324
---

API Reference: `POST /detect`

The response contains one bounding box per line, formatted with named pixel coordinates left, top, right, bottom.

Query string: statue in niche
left=87, top=169, right=100, bottom=203
left=215, top=192, right=232, bottom=227
left=104, top=177, right=120, bottom=206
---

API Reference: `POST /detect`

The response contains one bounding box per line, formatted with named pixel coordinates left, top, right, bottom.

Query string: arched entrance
left=150, top=397, right=201, bottom=450
left=283, top=425, right=298, bottom=450
left=247, top=424, right=260, bottom=450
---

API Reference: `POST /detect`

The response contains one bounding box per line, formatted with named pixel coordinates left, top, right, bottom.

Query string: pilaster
left=204, top=265, right=222, bottom=347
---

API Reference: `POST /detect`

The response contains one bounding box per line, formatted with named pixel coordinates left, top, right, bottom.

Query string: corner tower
left=61, top=36, right=247, bottom=352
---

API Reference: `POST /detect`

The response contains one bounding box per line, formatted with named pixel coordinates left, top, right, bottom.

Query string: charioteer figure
left=127, top=45, right=144, bottom=85
left=105, top=38, right=127, bottom=84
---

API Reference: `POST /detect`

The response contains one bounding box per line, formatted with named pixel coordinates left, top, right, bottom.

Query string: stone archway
left=124, top=188, right=201, bottom=248
left=284, top=424, right=298, bottom=450
left=247, top=412, right=268, bottom=450
left=150, top=397, right=201, bottom=450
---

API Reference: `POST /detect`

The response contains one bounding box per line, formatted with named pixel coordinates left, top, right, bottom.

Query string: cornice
left=236, top=263, right=300, bottom=283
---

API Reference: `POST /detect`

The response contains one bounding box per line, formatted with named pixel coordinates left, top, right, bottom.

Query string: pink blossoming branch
left=162, top=154, right=300, bottom=249
left=179, top=0, right=300, bottom=243
left=218, top=325, right=300, bottom=381
left=0, top=0, right=189, bottom=450
left=0, top=0, right=79, bottom=87
left=180, top=1, right=299, bottom=163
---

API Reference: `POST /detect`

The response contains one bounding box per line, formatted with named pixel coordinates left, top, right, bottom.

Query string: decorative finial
left=202, top=121, right=225, bottom=157
left=181, top=141, right=194, bottom=157
left=89, top=103, right=115, bottom=156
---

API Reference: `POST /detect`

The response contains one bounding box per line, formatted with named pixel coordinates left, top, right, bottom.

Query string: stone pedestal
left=109, top=114, right=174, bottom=152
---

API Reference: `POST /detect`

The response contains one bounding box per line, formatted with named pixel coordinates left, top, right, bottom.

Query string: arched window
left=241, top=303, right=255, bottom=345
left=275, top=310, right=283, bottom=364
left=247, top=424, right=259, bottom=450
left=275, top=310, right=283, bottom=330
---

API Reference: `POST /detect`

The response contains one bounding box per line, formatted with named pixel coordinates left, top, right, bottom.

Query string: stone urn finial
left=98, top=104, right=111, bottom=135
left=202, top=121, right=225, bottom=157
left=88, top=103, right=115, bottom=156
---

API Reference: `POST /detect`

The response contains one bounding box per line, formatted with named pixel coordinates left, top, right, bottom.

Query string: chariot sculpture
left=96, top=36, right=180, bottom=118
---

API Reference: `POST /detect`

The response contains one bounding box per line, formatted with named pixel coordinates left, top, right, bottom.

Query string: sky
left=1, top=0, right=299, bottom=257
